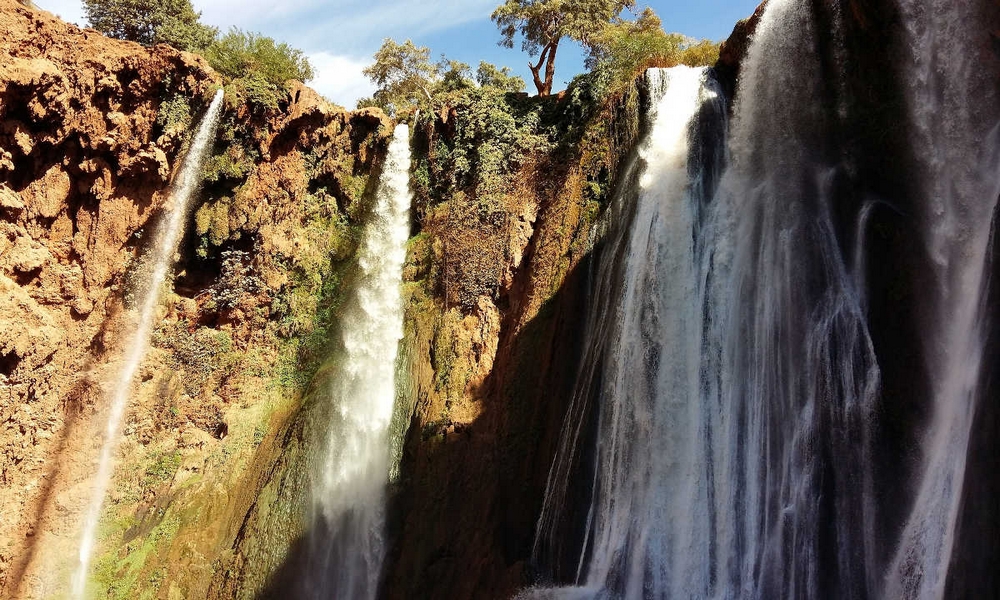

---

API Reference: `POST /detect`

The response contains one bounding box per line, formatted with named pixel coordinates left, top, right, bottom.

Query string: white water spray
left=71, top=89, right=224, bottom=598
left=885, top=1, right=1000, bottom=597
left=525, top=66, right=730, bottom=599
left=303, top=123, right=412, bottom=599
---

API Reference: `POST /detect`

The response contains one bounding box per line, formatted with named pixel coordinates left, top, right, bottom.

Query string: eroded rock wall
left=0, top=1, right=392, bottom=597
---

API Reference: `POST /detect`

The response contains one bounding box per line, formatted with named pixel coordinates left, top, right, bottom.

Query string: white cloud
left=306, top=52, right=374, bottom=108
left=196, top=0, right=496, bottom=52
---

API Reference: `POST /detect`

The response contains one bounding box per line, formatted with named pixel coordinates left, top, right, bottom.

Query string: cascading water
left=885, top=0, right=1000, bottom=597
left=525, top=65, right=733, bottom=599
left=298, top=123, right=412, bottom=599
left=527, top=0, right=999, bottom=598
left=71, top=89, right=225, bottom=598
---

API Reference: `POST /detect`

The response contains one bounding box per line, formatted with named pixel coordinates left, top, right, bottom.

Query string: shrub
left=155, top=94, right=192, bottom=135
left=206, top=28, right=314, bottom=86
left=83, top=0, right=217, bottom=52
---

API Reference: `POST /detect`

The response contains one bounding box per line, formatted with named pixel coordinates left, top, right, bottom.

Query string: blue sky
left=36, top=0, right=760, bottom=106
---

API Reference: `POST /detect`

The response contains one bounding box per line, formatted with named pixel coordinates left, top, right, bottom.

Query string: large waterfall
left=526, top=65, right=729, bottom=599
left=297, top=123, right=412, bottom=599
left=526, top=0, right=1000, bottom=598
left=885, top=0, right=1000, bottom=597
left=72, top=89, right=225, bottom=598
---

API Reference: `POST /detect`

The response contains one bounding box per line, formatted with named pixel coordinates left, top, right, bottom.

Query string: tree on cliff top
left=586, top=7, right=720, bottom=86
left=361, top=38, right=523, bottom=118
left=491, top=0, right=635, bottom=96
left=83, top=0, right=217, bottom=52
left=206, top=29, right=314, bottom=85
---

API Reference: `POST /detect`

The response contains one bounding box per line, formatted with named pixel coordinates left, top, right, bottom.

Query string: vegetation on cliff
left=82, top=0, right=217, bottom=52
left=82, top=0, right=315, bottom=113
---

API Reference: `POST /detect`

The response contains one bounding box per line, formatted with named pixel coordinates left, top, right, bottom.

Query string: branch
left=528, top=43, right=552, bottom=94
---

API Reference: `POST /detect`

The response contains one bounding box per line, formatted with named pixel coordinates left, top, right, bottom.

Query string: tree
left=362, top=39, right=437, bottom=116
left=206, top=29, right=314, bottom=85
left=476, top=62, right=525, bottom=93
left=585, top=7, right=720, bottom=89
left=363, top=39, right=530, bottom=117
left=83, top=0, right=217, bottom=52
left=491, top=0, right=635, bottom=96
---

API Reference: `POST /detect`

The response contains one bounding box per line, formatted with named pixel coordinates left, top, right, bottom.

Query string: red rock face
left=0, top=1, right=392, bottom=596
left=0, top=2, right=221, bottom=590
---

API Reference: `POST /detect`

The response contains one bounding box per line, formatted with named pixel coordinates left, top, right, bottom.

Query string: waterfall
left=71, top=89, right=225, bottom=598
left=299, top=123, right=412, bottom=599
left=527, top=0, right=999, bottom=598
left=525, top=65, right=731, bottom=599
left=885, top=0, right=1000, bottom=597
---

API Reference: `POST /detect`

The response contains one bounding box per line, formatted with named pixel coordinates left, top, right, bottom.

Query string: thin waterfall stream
left=71, top=90, right=225, bottom=599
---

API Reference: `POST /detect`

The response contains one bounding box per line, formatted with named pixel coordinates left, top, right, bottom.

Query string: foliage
left=206, top=28, right=314, bottom=86
left=83, top=0, right=217, bottom=52
left=476, top=61, right=525, bottom=93
left=207, top=250, right=266, bottom=311
left=678, top=40, right=721, bottom=66
left=362, top=39, right=436, bottom=117
left=491, top=0, right=635, bottom=95
left=151, top=322, right=237, bottom=395
left=409, top=69, right=624, bottom=309
left=145, top=450, right=182, bottom=483
left=155, top=93, right=192, bottom=135
left=586, top=7, right=719, bottom=95
left=362, top=39, right=524, bottom=118
left=201, top=143, right=257, bottom=185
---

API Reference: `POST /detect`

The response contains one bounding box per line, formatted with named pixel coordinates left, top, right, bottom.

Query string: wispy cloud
left=196, top=0, right=497, bottom=52
left=306, top=52, right=374, bottom=107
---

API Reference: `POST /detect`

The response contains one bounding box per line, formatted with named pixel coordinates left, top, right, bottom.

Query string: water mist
left=71, top=90, right=224, bottom=598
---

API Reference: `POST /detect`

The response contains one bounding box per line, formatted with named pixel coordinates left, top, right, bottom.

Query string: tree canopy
left=83, top=0, right=217, bottom=52
left=491, top=0, right=635, bottom=96
left=586, top=8, right=720, bottom=92
left=206, top=29, right=314, bottom=86
left=361, top=39, right=524, bottom=118
left=475, top=62, right=526, bottom=94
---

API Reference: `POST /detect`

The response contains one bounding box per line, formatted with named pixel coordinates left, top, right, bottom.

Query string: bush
left=206, top=29, right=314, bottom=86
left=678, top=40, right=721, bottom=66
left=155, top=93, right=192, bottom=135
left=83, top=0, right=217, bottom=52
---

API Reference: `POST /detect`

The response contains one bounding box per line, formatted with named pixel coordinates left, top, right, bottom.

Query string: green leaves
left=362, top=39, right=522, bottom=118
left=585, top=7, right=720, bottom=96
left=206, top=29, right=314, bottom=86
left=476, top=62, right=526, bottom=93
left=490, top=0, right=636, bottom=94
left=83, top=0, right=217, bottom=52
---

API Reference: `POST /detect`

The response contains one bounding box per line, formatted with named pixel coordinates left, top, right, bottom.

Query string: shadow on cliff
left=4, top=352, right=103, bottom=597
left=247, top=247, right=598, bottom=600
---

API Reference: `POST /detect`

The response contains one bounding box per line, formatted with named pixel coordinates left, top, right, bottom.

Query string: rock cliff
left=0, top=1, right=392, bottom=597
left=1, top=0, right=772, bottom=597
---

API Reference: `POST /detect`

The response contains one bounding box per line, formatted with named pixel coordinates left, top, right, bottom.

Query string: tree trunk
left=528, top=38, right=560, bottom=97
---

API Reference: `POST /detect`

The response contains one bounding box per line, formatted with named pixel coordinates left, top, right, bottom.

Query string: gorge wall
left=5, top=0, right=999, bottom=598
left=0, top=0, right=393, bottom=596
